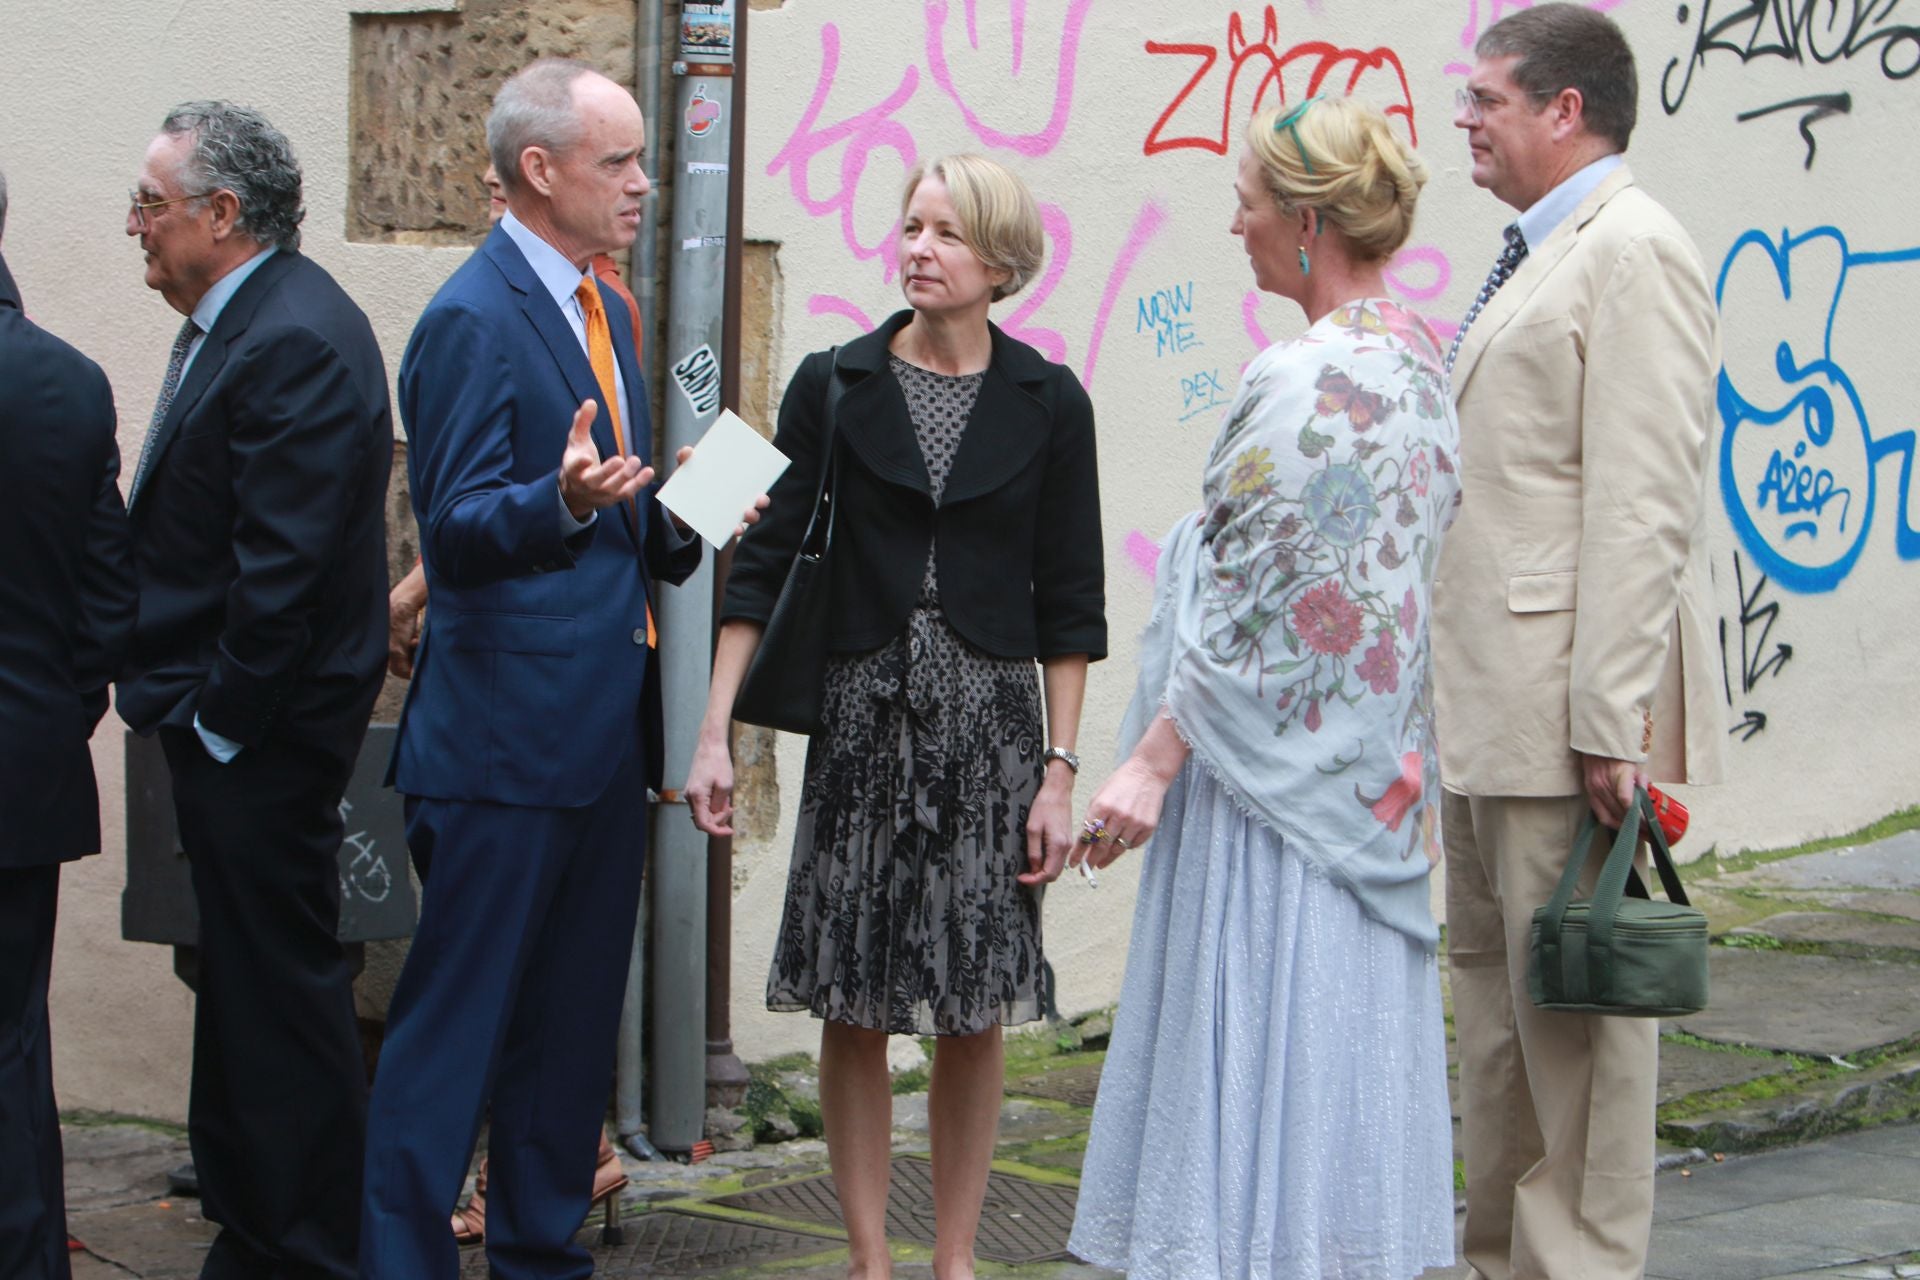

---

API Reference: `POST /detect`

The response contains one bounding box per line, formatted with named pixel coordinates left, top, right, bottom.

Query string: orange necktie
left=575, top=276, right=656, bottom=648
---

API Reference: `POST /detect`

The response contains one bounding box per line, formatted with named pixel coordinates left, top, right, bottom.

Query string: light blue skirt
left=1069, top=760, right=1455, bottom=1278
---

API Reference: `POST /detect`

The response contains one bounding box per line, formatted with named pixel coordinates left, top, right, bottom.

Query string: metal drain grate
left=457, top=1210, right=843, bottom=1277
left=1007, top=1061, right=1103, bottom=1107
left=709, top=1156, right=1078, bottom=1264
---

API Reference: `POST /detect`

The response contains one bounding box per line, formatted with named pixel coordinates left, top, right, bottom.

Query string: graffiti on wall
left=1718, top=551, right=1794, bottom=740
left=1660, top=0, right=1918, bottom=164
left=1715, top=225, right=1920, bottom=593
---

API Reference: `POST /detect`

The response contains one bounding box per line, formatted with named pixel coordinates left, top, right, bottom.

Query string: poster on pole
left=680, top=0, right=735, bottom=62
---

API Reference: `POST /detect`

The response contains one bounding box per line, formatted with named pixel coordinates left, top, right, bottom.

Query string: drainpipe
left=647, top=0, right=739, bottom=1157
left=706, top=0, right=752, bottom=1116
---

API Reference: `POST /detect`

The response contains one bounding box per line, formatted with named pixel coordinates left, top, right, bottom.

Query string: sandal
left=449, top=1133, right=629, bottom=1246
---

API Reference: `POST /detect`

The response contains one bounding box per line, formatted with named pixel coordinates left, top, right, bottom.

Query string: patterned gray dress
left=765, top=356, right=1048, bottom=1037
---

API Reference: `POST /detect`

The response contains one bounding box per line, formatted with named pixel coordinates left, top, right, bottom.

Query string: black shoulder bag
left=731, top=354, right=846, bottom=735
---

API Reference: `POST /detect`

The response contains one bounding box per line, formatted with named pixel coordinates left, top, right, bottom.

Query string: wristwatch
left=1043, top=746, right=1081, bottom=774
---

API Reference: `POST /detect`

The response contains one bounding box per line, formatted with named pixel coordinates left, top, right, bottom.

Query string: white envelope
left=656, top=409, right=790, bottom=547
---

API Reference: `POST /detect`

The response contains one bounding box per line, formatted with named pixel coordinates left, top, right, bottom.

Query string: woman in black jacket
left=686, top=153, right=1104, bottom=1280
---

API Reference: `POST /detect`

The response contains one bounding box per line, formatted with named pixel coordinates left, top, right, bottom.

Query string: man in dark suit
left=117, top=102, right=391, bottom=1280
left=361, top=59, right=754, bottom=1280
left=0, top=170, right=139, bottom=1280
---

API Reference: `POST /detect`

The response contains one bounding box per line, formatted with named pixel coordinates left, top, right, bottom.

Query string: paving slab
left=1825, top=1125, right=1920, bottom=1159
left=1674, top=950, right=1920, bottom=1056
left=60, top=1123, right=191, bottom=1212
left=1008, top=1062, right=1103, bottom=1107
left=1731, top=833, right=1920, bottom=892
left=1737, top=912, right=1920, bottom=953
left=456, top=1213, right=846, bottom=1278
left=1659, top=1040, right=1798, bottom=1105
left=68, top=1199, right=217, bottom=1280
left=1827, top=892, right=1920, bottom=925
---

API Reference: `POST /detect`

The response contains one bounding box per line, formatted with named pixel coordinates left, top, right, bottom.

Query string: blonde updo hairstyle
left=1246, top=97, right=1427, bottom=263
left=899, top=153, right=1045, bottom=302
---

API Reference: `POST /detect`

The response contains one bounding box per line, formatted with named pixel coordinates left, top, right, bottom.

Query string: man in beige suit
left=1432, top=7, right=1728, bottom=1277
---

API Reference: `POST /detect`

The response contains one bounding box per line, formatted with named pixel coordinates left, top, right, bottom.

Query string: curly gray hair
left=160, top=101, right=305, bottom=252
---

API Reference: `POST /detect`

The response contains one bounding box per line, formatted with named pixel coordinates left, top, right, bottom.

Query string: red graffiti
left=1143, top=7, right=1418, bottom=158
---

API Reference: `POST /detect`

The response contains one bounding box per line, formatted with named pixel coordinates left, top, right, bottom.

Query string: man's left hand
left=1580, top=753, right=1648, bottom=829
left=664, top=444, right=771, bottom=538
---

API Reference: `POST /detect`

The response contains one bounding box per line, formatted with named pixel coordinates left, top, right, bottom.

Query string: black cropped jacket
left=721, top=310, right=1106, bottom=662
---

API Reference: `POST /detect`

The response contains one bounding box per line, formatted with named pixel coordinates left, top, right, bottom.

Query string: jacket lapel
left=484, top=231, right=623, bottom=466
left=835, top=312, right=933, bottom=496
left=1451, top=165, right=1637, bottom=400
left=601, top=276, right=645, bottom=546
left=132, top=250, right=298, bottom=514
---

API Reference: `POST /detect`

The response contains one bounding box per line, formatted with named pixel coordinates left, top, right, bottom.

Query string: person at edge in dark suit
left=382, top=161, right=633, bottom=1248
left=360, top=59, right=763, bottom=1280
left=116, top=102, right=393, bottom=1280
left=0, top=166, right=139, bottom=1280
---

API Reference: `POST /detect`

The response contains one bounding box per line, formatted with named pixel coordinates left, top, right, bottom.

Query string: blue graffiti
left=1136, top=281, right=1202, bottom=357
left=1716, top=225, right=1920, bottom=593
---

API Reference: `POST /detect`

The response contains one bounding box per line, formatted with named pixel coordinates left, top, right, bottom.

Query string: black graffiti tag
left=1662, top=0, right=1920, bottom=117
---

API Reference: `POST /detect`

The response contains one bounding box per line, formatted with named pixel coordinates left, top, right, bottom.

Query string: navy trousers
left=163, top=729, right=366, bottom=1280
left=0, top=865, right=68, bottom=1280
left=360, top=734, right=647, bottom=1280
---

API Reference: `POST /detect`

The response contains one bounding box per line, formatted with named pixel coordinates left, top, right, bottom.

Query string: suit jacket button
left=632, top=627, right=646, bottom=645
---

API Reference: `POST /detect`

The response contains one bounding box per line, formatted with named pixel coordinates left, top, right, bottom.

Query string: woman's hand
left=1073, top=756, right=1176, bottom=870
left=1018, top=762, right=1077, bottom=885
left=686, top=734, right=737, bottom=837
left=1071, top=712, right=1190, bottom=870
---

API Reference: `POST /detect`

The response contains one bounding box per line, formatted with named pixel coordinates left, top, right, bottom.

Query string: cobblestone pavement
left=63, top=826, right=1920, bottom=1277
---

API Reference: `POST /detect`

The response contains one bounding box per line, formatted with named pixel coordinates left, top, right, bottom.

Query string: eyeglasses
left=128, top=188, right=213, bottom=230
left=1453, top=86, right=1551, bottom=127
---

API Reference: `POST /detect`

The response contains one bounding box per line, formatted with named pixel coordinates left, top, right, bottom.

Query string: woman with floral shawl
left=1068, top=98, right=1461, bottom=1278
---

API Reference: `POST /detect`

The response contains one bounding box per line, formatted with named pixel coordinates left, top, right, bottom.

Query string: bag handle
left=794, top=348, right=846, bottom=562
left=1536, top=786, right=1690, bottom=1003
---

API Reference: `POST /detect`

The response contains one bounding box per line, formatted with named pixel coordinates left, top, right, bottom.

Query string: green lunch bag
left=1527, top=786, right=1710, bottom=1017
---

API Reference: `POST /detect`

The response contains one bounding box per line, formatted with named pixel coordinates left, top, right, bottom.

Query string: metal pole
left=649, top=0, right=738, bottom=1156
left=705, top=0, right=751, bottom=1113
left=614, top=0, right=673, bottom=1162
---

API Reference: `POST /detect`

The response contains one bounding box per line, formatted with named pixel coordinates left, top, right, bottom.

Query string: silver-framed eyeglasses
left=1453, top=85, right=1549, bottom=126
left=129, top=188, right=213, bottom=229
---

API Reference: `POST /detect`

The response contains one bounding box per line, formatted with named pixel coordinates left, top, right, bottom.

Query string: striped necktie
left=574, top=275, right=655, bottom=648
left=130, top=317, right=200, bottom=504
left=1446, top=224, right=1528, bottom=378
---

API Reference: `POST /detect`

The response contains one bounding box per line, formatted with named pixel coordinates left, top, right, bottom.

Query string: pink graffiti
left=766, top=23, right=920, bottom=282
left=1384, top=244, right=1452, bottom=303
left=925, top=0, right=1093, bottom=157
left=1457, top=0, right=1628, bottom=53
left=1125, top=529, right=1162, bottom=581
left=1144, top=7, right=1419, bottom=156
left=1242, top=289, right=1274, bottom=351
left=807, top=293, right=876, bottom=333
left=998, top=203, right=1072, bottom=365
left=1082, top=200, right=1172, bottom=392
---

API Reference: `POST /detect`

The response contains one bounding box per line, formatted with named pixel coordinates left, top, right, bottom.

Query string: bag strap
left=1539, top=786, right=1691, bottom=1003
left=794, top=348, right=845, bottom=560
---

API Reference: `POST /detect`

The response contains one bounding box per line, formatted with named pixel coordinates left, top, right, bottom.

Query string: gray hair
left=0, top=167, right=8, bottom=244
left=488, top=59, right=596, bottom=193
left=160, top=100, right=305, bottom=252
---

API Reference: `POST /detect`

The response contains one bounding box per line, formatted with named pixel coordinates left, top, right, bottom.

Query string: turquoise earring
left=1298, top=246, right=1311, bottom=276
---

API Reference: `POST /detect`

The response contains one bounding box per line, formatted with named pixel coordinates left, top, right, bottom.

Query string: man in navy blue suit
left=117, top=102, right=392, bottom=1280
left=0, top=170, right=138, bottom=1280
left=361, top=60, right=758, bottom=1280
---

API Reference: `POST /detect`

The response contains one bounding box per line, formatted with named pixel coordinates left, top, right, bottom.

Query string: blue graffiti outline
left=1717, top=225, right=1920, bottom=593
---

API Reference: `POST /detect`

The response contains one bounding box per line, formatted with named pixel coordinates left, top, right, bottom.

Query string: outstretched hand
left=559, top=399, right=650, bottom=519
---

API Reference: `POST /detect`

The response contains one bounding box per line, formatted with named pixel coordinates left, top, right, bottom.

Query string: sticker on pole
left=686, top=85, right=722, bottom=138
left=672, top=343, right=722, bottom=418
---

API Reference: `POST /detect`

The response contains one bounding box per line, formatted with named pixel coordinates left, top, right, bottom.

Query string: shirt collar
left=190, top=245, right=278, bottom=335
left=500, top=209, right=592, bottom=311
left=1514, top=152, right=1623, bottom=252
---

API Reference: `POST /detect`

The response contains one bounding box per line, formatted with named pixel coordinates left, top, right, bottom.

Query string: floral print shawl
left=1120, top=299, right=1461, bottom=945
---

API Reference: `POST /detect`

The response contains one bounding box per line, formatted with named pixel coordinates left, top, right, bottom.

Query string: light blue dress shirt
left=186, top=247, right=277, bottom=765
left=1514, top=153, right=1623, bottom=252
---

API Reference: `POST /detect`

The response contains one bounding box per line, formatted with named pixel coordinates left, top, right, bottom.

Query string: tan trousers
left=1444, top=790, right=1658, bottom=1280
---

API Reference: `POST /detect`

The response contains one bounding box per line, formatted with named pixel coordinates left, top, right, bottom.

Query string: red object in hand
left=1647, top=786, right=1689, bottom=845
